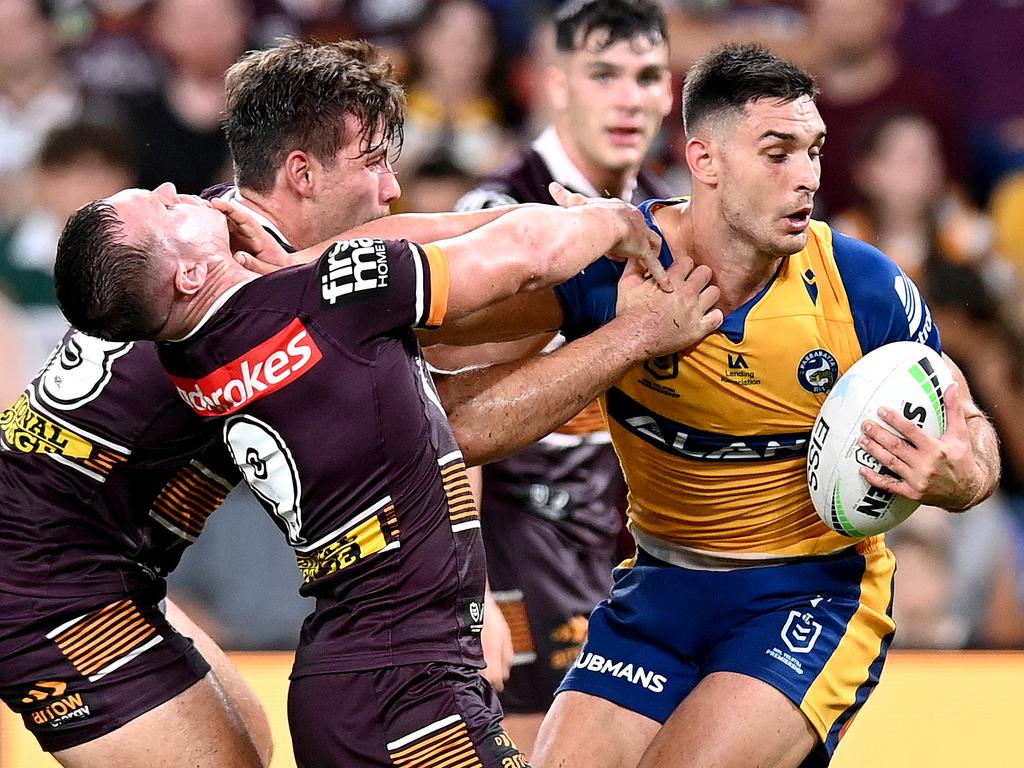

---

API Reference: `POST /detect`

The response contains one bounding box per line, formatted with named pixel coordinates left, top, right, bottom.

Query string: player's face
left=558, top=33, right=673, bottom=176
left=110, top=183, right=229, bottom=256
left=715, top=96, right=825, bottom=258
left=312, top=116, right=401, bottom=243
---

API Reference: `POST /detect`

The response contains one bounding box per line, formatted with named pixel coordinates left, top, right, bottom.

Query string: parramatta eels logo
left=797, top=349, right=839, bottom=394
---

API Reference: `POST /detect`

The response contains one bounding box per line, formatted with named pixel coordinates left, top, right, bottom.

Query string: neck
left=659, top=196, right=785, bottom=315
left=235, top=187, right=313, bottom=249
left=553, top=125, right=635, bottom=200
left=168, top=265, right=250, bottom=341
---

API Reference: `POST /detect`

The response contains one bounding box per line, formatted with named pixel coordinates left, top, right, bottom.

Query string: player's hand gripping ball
left=807, top=341, right=954, bottom=537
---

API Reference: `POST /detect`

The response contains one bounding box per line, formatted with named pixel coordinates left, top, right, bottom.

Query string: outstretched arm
left=214, top=198, right=530, bottom=274
left=438, top=257, right=722, bottom=466
left=858, top=355, right=1001, bottom=512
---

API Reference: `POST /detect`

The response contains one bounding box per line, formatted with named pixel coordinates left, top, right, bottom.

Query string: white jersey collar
left=219, top=186, right=294, bottom=249
left=531, top=126, right=638, bottom=201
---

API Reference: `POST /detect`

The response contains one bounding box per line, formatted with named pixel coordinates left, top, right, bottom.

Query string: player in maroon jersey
left=51, top=177, right=719, bottom=767
left=453, top=0, right=675, bottom=748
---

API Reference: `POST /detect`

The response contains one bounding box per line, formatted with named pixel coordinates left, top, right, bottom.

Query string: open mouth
left=607, top=127, right=643, bottom=146
left=785, top=207, right=812, bottom=231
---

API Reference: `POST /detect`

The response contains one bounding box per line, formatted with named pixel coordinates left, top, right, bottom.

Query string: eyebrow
left=758, top=130, right=827, bottom=143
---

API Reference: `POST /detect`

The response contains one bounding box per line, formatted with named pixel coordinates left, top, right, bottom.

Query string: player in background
left=436, top=43, right=999, bottom=768
left=452, top=0, right=674, bottom=748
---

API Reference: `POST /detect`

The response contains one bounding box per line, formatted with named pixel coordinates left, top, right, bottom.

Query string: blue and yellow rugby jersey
left=555, top=198, right=941, bottom=558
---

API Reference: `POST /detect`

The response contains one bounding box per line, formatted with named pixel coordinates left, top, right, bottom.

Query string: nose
left=797, top=154, right=821, bottom=194
left=616, top=77, right=643, bottom=110
left=381, top=170, right=401, bottom=205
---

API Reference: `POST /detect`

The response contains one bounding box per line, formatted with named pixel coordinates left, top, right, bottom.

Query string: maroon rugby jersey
left=456, top=128, right=670, bottom=542
left=0, top=332, right=236, bottom=596
left=158, top=237, right=487, bottom=676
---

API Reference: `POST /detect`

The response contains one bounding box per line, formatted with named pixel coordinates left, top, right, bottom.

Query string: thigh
left=54, top=671, right=264, bottom=768
left=533, top=691, right=659, bottom=768
left=639, top=671, right=817, bottom=768
left=164, top=599, right=272, bottom=766
left=289, top=663, right=531, bottom=768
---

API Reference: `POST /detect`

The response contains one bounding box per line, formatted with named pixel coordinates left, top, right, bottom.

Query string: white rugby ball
left=807, top=341, right=953, bottom=537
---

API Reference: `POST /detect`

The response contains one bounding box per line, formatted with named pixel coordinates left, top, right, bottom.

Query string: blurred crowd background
left=2, top=0, right=1024, bottom=652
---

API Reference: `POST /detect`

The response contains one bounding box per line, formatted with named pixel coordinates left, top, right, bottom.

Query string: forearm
left=951, top=409, right=1002, bottom=512
left=439, top=315, right=647, bottom=466
left=283, top=207, right=528, bottom=266
left=346, top=206, right=527, bottom=242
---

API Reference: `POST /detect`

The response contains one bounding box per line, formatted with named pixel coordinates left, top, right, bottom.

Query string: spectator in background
left=397, top=156, right=477, bottom=214
left=0, top=119, right=137, bottom=373
left=62, top=0, right=165, bottom=102
left=399, top=0, right=520, bottom=177
left=0, top=0, right=83, bottom=225
left=802, top=0, right=966, bottom=217
left=831, top=112, right=998, bottom=290
left=666, top=0, right=808, bottom=72
left=896, top=0, right=1024, bottom=205
left=118, top=0, right=249, bottom=193
left=833, top=109, right=1024, bottom=651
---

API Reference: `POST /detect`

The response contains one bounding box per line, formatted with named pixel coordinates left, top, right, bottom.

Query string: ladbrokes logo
left=171, top=319, right=322, bottom=416
left=320, top=237, right=389, bottom=305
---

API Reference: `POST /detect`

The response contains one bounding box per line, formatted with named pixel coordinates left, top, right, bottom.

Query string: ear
left=282, top=150, right=317, bottom=200
left=547, top=62, right=569, bottom=112
left=174, top=257, right=208, bottom=297
left=685, top=136, right=717, bottom=186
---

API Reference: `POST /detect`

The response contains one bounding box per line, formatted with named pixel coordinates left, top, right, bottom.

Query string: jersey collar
left=532, top=126, right=638, bottom=201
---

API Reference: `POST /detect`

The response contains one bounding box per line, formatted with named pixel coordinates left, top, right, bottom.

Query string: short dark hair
left=224, top=38, right=406, bottom=193
left=554, top=0, right=667, bottom=53
left=682, top=43, right=819, bottom=137
left=54, top=201, right=163, bottom=342
left=38, top=120, right=139, bottom=176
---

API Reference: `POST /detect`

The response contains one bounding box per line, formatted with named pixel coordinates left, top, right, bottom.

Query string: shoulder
left=456, top=148, right=555, bottom=210
left=823, top=224, right=941, bottom=353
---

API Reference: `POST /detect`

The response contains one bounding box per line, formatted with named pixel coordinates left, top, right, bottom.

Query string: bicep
left=419, top=290, right=563, bottom=346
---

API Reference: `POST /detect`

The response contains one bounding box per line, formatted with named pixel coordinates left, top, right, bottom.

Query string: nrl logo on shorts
left=781, top=610, right=822, bottom=654
left=643, top=353, right=678, bottom=381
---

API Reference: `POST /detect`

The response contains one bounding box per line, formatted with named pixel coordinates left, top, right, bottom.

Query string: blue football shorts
left=557, top=538, right=896, bottom=758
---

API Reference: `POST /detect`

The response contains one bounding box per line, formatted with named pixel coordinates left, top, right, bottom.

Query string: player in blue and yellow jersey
left=523, top=44, right=1003, bottom=768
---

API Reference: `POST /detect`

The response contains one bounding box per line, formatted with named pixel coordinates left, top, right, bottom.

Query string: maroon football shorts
left=288, top=662, right=530, bottom=767
left=0, top=585, right=210, bottom=752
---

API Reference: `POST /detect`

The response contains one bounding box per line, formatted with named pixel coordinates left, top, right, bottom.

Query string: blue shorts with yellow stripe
left=557, top=539, right=896, bottom=759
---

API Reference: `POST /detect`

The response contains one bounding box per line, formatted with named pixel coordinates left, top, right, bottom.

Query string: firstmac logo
left=320, top=238, right=390, bottom=305
left=172, top=319, right=322, bottom=416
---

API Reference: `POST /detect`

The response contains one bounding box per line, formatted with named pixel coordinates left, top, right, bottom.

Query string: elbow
left=449, top=417, right=487, bottom=467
